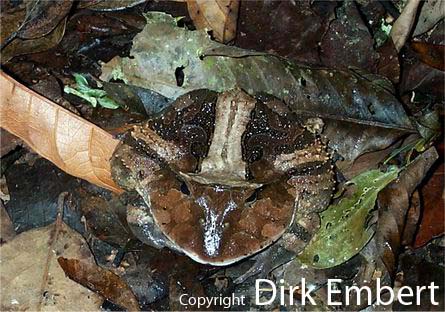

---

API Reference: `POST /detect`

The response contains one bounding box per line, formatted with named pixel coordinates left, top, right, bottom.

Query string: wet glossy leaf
left=17, top=0, right=73, bottom=39
left=298, top=166, right=401, bottom=269
left=102, top=81, right=172, bottom=116
left=1, top=17, right=67, bottom=64
left=4, top=158, right=83, bottom=234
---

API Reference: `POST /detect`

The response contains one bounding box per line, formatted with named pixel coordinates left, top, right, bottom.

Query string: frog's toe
left=280, top=212, right=321, bottom=254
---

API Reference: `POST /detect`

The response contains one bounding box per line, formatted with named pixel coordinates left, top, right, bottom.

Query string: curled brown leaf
left=187, top=0, right=239, bottom=43
left=58, top=257, right=140, bottom=311
left=0, top=72, right=122, bottom=193
left=376, top=147, right=439, bottom=275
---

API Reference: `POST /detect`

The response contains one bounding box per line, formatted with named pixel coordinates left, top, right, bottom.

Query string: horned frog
left=111, top=88, right=334, bottom=266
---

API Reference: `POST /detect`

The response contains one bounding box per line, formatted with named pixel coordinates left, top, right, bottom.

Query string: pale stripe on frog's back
left=199, top=89, right=256, bottom=181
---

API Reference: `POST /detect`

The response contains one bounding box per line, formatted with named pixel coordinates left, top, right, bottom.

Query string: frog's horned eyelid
left=130, top=126, right=184, bottom=162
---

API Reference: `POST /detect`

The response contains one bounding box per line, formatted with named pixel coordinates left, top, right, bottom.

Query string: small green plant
left=64, top=73, right=120, bottom=109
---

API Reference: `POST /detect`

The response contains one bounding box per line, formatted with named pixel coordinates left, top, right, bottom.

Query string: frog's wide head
left=111, top=89, right=332, bottom=265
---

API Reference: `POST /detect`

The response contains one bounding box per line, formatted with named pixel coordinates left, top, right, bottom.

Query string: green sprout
left=64, top=73, right=120, bottom=109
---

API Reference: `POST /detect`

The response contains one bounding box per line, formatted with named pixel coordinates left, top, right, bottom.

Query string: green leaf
left=97, top=97, right=120, bottom=109
left=64, top=74, right=120, bottom=109
left=298, top=166, right=401, bottom=269
left=73, top=73, right=89, bottom=88
left=64, top=86, right=97, bottom=107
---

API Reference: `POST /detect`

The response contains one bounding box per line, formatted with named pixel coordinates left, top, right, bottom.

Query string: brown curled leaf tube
left=0, top=71, right=122, bottom=193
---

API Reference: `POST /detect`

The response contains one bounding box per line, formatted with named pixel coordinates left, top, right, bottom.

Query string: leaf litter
left=1, top=0, right=443, bottom=310
left=0, top=193, right=103, bottom=311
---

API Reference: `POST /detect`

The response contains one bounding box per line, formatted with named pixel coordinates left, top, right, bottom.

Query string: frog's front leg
left=111, top=138, right=179, bottom=251
left=281, top=165, right=335, bottom=254
left=235, top=143, right=335, bottom=283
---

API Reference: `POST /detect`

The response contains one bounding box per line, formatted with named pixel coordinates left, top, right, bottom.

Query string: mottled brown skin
left=111, top=88, right=334, bottom=265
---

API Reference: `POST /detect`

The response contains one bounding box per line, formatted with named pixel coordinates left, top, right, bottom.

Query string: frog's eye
left=179, top=180, right=190, bottom=195
left=244, top=187, right=260, bottom=204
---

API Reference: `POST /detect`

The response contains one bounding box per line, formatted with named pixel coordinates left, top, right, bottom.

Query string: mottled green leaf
left=100, top=12, right=413, bottom=131
left=298, top=166, right=401, bottom=269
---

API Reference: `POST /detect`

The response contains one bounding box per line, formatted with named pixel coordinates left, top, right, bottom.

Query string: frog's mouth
left=147, top=170, right=296, bottom=266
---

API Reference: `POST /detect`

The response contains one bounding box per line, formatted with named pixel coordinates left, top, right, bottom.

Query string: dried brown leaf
left=415, top=160, right=445, bottom=247
left=58, top=257, right=140, bottom=311
left=376, top=39, right=400, bottom=84
left=0, top=72, right=122, bottom=193
left=320, top=1, right=379, bottom=72
left=186, top=0, right=239, bottom=43
left=390, top=0, right=422, bottom=51
left=0, top=1, right=27, bottom=46
left=413, top=0, right=445, bottom=36
left=78, top=0, right=147, bottom=11
left=376, top=147, right=439, bottom=274
left=0, top=205, right=102, bottom=310
left=410, top=41, right=445, bottom=71
left=0, top=201, right=15, bottom=244
left=2, top=17, right=67, bottom=64
left=17, top=0, right=73, bottom=40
